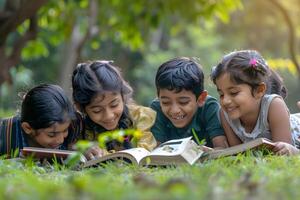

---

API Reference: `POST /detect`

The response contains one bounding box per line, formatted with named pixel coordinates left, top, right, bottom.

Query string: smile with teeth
left=227, top=107, right=234, bottom=111
left=170, top=115, right=185, bottom=120
left=225, top=106, right=237, bottom=113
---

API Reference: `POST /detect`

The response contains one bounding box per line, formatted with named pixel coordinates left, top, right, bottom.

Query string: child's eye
left=62, top=129, right=68, bottom=134
left=47, top=133, right=56, bottom=138
left=230, top=91, right=239, bottom=96
left=161, top=102, right=171, bottom=106
left=111, top=103, right=119, bottom=108
left=92, top=109, right=102, bottom=114
left=179, top=101, right=189, bottom=105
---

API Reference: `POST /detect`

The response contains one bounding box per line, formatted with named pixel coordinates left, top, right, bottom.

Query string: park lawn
left=1, top=154, right=300, bottom=200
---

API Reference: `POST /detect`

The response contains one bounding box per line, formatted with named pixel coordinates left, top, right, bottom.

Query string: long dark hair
left=211, top=50, right=287, bottom=98
left=72, top=61, right=134, bottom=132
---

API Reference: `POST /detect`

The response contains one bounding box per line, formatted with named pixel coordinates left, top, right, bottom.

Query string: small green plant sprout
left=145, top=157, right=151, bottom=165
left=74, top=140, right=95, bottom=153
left=191, top=128, right=206, bottom=145
left=65, top=140, right=95, bottom=168
left=11, top=148, right=20, bottom=158
left=98, top=129, right=143, bottom=149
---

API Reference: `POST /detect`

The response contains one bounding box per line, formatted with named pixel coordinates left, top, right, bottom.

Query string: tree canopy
left=0, top=0, right=241, bottom=87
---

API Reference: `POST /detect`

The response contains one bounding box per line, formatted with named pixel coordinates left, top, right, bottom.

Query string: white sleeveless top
left=223, top=94, right=300, bottom=147
left=291, top=113, right=300, bottom=147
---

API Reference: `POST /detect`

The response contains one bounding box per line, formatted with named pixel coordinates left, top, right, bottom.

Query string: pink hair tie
left=249, top=58, right=257, bottom=67
left=124, top=136, right=130, bottom=142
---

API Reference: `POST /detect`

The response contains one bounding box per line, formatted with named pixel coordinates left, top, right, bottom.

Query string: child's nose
left=170, top=104, right=181, bottom=113
left=222, top=95, right=231, bottom=105
left=104, top=109, right=115, bottom=120
left=56, top=133, right=65, bottom=144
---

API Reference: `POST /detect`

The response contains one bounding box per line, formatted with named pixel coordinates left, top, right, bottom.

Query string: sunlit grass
left=1, top=153, right=300, bottom=200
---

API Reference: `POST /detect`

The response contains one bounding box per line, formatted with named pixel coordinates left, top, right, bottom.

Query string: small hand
left=272, top=142, right=299, bottom=155
left=297, top=101, right=300, bottom=109
left=198, top=145, right=214, bottom=152
left=84, top=145, right=106, bottom=160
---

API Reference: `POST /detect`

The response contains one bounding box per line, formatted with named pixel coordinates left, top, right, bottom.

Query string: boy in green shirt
left=150, top=57, right=228, bottom=148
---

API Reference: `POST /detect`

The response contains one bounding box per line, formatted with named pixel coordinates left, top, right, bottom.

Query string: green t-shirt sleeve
left=202, top=97, right=224, bottom=140
left=150, top=99, right=167, bottom=143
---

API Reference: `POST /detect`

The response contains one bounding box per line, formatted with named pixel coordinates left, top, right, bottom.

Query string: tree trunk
left=59, top=25, right=85, bottom=98
left=59, top=0, right=98, bottom=98
left=269, top=0, right=300, bottom=79
left=0, top=0, right=48, bottom=85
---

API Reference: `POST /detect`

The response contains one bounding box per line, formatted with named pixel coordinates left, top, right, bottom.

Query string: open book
left=83, top=136, right=204, bottom=167
left=20, top=137, right=275, bottom=166
left=20, top=137, right=204, bottom=167
left=204, top=137, right=275, bottom=159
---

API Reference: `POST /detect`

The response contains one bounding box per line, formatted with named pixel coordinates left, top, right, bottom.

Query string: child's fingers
left=275, top=148, right=288, bottom=156
left=85, top=146, right=105, bottom=160
left=86, top=153, right=95, bottom=160
left=275, top=148, right=295, bottom=156
left=273, top=143, right=289, bottom=155
left=272, top=146, right=281, bottom=153
left=198, top=145, right=214, bottom=152
left=272, top=142, right=287, bottom=154
left=273, top=142, right=299, bottom=155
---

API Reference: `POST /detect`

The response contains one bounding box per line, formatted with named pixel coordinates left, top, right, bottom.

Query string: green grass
left=1, top=154, right=300, bottom=200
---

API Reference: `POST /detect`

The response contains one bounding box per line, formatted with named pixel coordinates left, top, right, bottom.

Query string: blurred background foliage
left=0, top=0, right=299, bottom=116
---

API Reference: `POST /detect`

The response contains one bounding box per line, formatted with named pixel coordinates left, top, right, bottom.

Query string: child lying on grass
left=0, top=84, right=81, bottom=158
left=211, top=50, right=300, bottom=155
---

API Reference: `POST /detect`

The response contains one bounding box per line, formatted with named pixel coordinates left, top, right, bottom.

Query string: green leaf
left=74, top=140, right=94, bottom=153
left=22, top=39, right=49, bottom=59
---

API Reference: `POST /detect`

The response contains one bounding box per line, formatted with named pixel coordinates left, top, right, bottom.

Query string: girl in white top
left=211, top=50, right=300, bottom=155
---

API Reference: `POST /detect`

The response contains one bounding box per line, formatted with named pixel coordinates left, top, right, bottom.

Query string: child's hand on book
left=198, top=145, right=214, bottom=152
left=84, top=145, right=107, bottom=160
left=272, top=142, right=300, bottom=155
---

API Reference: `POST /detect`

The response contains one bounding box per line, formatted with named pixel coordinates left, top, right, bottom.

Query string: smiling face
left=215, top=73, right=264, bottom=121
left=159, top=89, right=202, bottom=128
left=22, top=121, right=70, bottom=149
left=85, top=92, right=124, bottom=130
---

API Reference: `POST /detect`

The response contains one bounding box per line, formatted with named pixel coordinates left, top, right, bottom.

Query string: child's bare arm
left=220, top=110, right=242, bottom=146
left=268, top=97, right=292, bottom=143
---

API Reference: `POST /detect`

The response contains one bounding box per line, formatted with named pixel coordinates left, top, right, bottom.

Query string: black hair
left=72, top=61, right=133, bottom=132
left=20, top=84, right=76, bottom=129
left=266, top=70, right=287, bottom=99
left=211, top=50, right=287, bottom=98
left=155, top=57, right=205, bottom=98
left=72, top=61, right=133, bottom=109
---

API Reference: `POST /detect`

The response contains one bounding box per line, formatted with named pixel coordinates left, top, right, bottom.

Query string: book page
left=149, top=137, right=192, bottom=156
left=139, top=137, right=202, bottom=166
left=83, top=148, right=150, bottom=167
left=181, top=140, right=204, bottom=164
left=119, top=148, right=150, bottom=163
